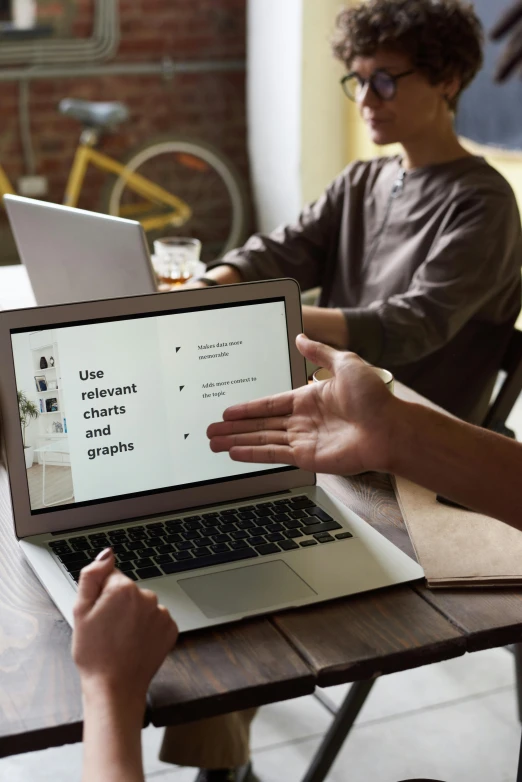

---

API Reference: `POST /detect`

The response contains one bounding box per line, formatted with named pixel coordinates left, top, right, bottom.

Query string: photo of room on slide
left=13, top=330, right=73, bottom=510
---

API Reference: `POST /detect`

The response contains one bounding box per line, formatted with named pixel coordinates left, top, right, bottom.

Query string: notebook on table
left=394, top=475, right=522, bottom=587
left=0, top=279, right=424, bottom=632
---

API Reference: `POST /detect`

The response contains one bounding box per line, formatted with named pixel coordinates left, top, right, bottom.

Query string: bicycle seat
left=58, top=99, right=130, bottom=129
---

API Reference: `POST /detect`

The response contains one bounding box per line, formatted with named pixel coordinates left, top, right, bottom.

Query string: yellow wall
left=300, top=0, right=347, bottom=204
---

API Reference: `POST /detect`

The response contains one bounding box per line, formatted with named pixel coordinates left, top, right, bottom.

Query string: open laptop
left=4, top=194, right=158, bottom=305
left=0, top=279, right=424, bottom=632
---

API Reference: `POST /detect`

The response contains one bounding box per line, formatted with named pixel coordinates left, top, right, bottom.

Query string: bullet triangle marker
left=184, top=433, right=189, bottom=439
left=176, top=347, right=181, bottom=353
left=179, top=385, right=184, bottom=391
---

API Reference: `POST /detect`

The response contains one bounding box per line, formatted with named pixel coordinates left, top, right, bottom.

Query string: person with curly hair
left=185, top=0, right=521, bottom=430
left=159, top=2, right=522, bottom=779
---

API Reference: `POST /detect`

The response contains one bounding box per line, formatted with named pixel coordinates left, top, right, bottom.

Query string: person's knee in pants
left=160, top=709, right=256, bottom=769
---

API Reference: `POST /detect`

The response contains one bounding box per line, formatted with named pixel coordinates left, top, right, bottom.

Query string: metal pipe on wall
left=0, top=58, right=246, bottom=82
left=0, top=0, right=120, bottom=66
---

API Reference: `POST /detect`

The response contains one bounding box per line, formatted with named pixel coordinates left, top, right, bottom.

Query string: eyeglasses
left=340, top=69, right=415, bottom=102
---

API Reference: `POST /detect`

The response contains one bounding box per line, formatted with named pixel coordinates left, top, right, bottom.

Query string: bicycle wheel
left=101, top=135, right=249, bottom=264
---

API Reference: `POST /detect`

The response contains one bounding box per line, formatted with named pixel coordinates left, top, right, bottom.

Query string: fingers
left=158, top=605, right=179, bottom=649
left=210, top=429, right=290, bottom=452
left=211, top=390, right=295, bottom=425
left=208, top=416, right=289, bottom=439
left=297, top=334, right=363, bottom=379
left=228, top=444, right=296, bottom=465
left=140, top=587, right=159, bottom=607
left=295, top=333, right=339, bottom=372
left=75, top=548, right=115, bottom=617
left=97, top=567, right=138, bottom=606
left=207, top=336, right=345, bottom=429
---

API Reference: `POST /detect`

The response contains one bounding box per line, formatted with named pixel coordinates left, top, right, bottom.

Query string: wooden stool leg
left=301, top=679, right=375, bottom=782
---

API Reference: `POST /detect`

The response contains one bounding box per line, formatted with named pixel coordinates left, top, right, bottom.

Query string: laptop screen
left=10, top=297, right=293, bottom=515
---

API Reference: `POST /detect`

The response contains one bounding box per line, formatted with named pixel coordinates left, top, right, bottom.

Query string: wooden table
left=1, top=266, right=522, bottom=774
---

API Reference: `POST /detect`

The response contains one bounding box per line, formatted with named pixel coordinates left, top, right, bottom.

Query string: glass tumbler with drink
left=152, top=237, right=205, bottom=287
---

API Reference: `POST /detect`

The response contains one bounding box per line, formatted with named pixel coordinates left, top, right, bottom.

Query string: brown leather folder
left=393, top=475, right=522, bottom=587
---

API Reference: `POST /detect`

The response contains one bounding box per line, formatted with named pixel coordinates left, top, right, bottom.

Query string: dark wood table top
left=1, top=383, right=521, bottom=754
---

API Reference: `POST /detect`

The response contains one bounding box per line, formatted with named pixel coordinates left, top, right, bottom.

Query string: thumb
left=75, top=548, right=115, bottom=616
left=296, top=333, right=339, bottom=374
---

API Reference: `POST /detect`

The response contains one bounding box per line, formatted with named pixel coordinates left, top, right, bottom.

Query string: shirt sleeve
left=342, top=189, right=522, bottom=366
left=210, top=170, right=347, bottom=291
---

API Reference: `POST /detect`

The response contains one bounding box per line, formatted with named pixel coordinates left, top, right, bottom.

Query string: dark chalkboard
left=455, top=0, right=522, bottom=151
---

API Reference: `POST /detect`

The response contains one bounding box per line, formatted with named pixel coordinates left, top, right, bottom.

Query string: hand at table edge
left=72, top=549, right=178, bottom=782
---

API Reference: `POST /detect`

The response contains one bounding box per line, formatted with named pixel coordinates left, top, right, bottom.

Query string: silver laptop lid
left=4, top=195, right=157, bottom=304
left=0, top=280, right=313, bottom=538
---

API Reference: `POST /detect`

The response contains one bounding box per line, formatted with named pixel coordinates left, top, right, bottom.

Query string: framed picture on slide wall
left=34, top=376, right=47, bottom=392
left=45, top=397, right=58, bottom=413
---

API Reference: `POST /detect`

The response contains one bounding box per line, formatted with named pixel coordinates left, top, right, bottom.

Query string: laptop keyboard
left=47, top=495, right=353, bottom=584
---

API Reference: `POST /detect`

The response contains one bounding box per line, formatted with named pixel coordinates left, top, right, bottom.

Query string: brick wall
left=1, top=0, right=250, bottom=262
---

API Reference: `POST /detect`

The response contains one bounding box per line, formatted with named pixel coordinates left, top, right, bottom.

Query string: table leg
left=301, top=679, right=376, bottom=782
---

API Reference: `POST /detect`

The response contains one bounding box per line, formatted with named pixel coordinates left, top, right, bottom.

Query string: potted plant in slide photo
left=17, top=390, right=39, bottom=469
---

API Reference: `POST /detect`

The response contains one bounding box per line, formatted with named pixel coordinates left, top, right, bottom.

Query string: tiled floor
left=3, top=392, right=522, bottom=781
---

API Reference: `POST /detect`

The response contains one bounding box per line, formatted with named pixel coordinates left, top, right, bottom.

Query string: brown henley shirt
left=220, top=155, right=522, bottom=422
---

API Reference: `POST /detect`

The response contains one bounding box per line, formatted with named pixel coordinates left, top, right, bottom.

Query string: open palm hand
left=207, top=335, right=398, bottom=477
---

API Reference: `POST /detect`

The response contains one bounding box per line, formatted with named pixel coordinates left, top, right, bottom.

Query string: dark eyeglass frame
left=340, top=68, right=415, bottom=102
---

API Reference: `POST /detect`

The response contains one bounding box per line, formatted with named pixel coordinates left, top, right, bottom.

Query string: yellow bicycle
left=0, top=99, right=248, bottom=262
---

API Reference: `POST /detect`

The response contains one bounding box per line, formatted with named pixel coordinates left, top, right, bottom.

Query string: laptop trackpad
left=178, top=560, right=316, bottom=619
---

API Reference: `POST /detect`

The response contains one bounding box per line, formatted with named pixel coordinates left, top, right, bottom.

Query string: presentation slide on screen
left=11, top=300, right=292, bottom=511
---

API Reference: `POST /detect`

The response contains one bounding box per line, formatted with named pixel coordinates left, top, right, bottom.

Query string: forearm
left=302, top=306, right=349, bottom=349
left=389, top=401, right=522, bottom=529
left=203, top=264, right=243, bottom=285
left=209, top=186, right=344, bottom=288
left=82, top=685, right=145, bottom=782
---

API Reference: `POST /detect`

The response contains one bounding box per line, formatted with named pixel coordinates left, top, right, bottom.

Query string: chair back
left=483, top=328, right=522, bottom=431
